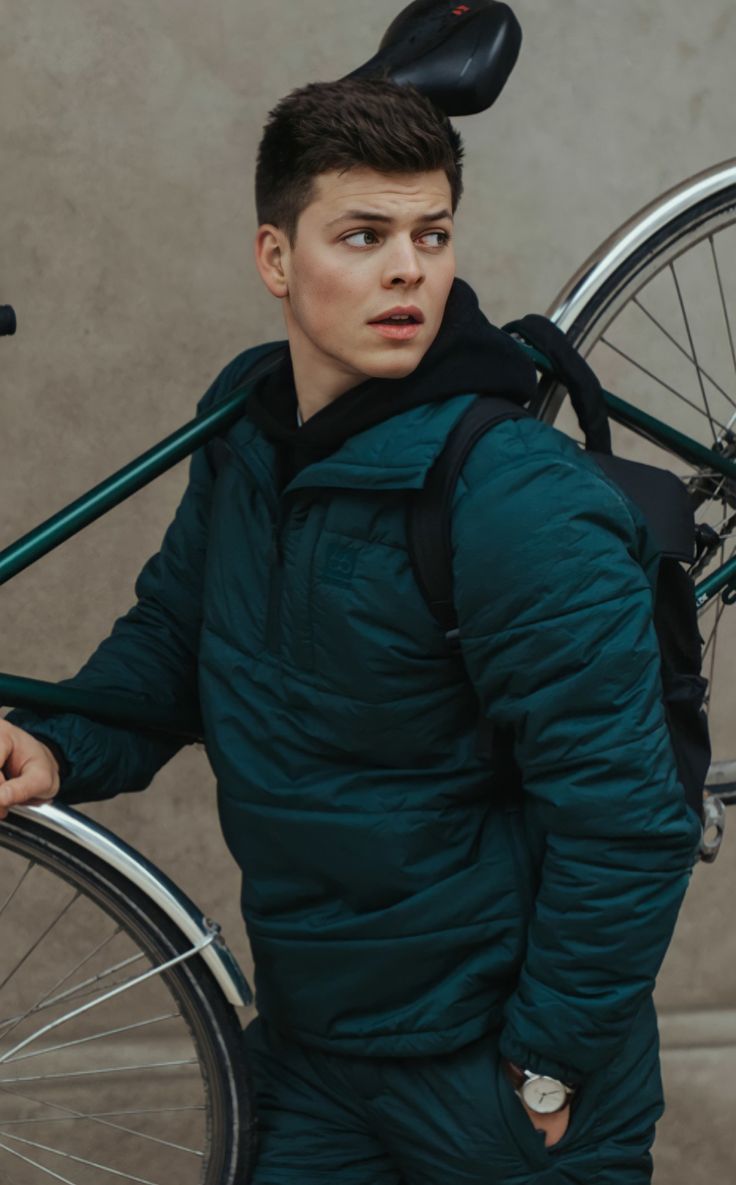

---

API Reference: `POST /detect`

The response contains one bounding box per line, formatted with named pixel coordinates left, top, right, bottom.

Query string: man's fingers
left=0, top=777, right=29, bottom=820
left=0, top=784, right=42, bottom=820
left=0, top=777, right=35, bottom=808
left=0, top=730, right=14, bottom=775
left=0, top=767, right=52, bottom=808
left=0, top=728, right=59, bottom=819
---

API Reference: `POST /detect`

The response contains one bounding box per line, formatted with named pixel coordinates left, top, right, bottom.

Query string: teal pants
left=242, top=997, right=664, bottom=1184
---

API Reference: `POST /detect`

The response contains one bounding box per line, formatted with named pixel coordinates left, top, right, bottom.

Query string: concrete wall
left=1, top=2, right=734, bottom=1177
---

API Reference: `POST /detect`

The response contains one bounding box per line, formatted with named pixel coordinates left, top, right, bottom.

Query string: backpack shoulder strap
left=407, top=395, right=530, bottom=642
left=503, top=314, right=612, bottom=456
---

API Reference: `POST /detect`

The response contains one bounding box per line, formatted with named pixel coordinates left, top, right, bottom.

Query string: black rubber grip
left=0, top=306, right=17, bottom=337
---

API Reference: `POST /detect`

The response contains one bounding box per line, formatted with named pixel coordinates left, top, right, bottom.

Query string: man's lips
left=369, top=321, right=422, bottom=341
left=368, top=306, right=425, bottom=324
left=367, top=306, right=425, bottom=341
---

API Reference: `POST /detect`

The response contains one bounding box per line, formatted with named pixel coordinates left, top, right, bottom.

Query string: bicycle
left=0, top=1, right=734, bottom=1181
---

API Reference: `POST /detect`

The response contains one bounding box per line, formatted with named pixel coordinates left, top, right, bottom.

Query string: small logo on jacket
left=323, top=543, right=359, bottom=588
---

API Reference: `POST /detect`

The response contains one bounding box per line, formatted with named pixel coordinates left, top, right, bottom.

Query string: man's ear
left=254, top=225, right=289, bottom=299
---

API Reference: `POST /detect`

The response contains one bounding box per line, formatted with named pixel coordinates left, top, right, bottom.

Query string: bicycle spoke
left=707, top=475, right=728, bottom=504
left=678, top=470, right=732, bottom=486
left=16, top=1118, right=201, bottom=1158
left=670, top=260, right=718, bottom=439
left=0, top=1106, right=205, bottom=1126
left=0, top=927, right=124, bottom=1045
left=702, top=548, right=728, bottom=673
left=600, top=337, right=731, bottom=437
left=41, top=953, right=147, bottom=1011
left=707, top=491, right=733, bottom=528
left=0, top=951, right=146, bottom=1039
left=0, top=1114, right=202, bottom=1157
left=707, top=598, right=723, bottom=695
left=710, top=234, right=736, bottom=384
left=701, top=607, right=721, bottom=663
left=26, top=926, right=122, bottom=1015
left=0, top=889, right=79, bottom=996
left=0, top=1130, right=163, bottom=1184
left=0, top=1138, right=80, bottom=1183
left=0, top=1075, right=204, bottom=1155
left=0, top=931, right=216, bottom=1065
left=4, top=1011, right=180, bottom=1065
left=632, top=294, right=736, bottom=410
left=0, top=859, right=34, bottom=919
left=0, top=1058, right=198, bottom=1085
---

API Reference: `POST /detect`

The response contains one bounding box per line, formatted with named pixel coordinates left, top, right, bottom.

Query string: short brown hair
left=255, top=76, right=464, bottom=246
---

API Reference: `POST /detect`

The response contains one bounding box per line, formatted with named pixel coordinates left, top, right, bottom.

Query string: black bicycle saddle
left=343, top=0, right=521, bottom=116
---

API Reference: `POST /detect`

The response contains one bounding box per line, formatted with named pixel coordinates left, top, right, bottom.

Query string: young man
left=0, top=78, right=701, bottom=1183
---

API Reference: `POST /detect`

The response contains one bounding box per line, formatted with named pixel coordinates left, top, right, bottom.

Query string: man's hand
left=518, top=1096, right=569, bottom=1148
left=0, top=720, right=61, bottom=819
left=502, top=1059, right=571, bottom=1149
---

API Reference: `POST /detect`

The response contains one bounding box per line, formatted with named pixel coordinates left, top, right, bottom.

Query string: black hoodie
left=246, top=277, right=537, bottom=487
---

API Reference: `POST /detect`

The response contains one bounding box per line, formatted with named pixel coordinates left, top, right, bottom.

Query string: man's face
left=255, top=167, right=456, bottom=408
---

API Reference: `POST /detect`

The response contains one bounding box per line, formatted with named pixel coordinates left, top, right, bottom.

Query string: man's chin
left=362, top=347, right=429, bottom=381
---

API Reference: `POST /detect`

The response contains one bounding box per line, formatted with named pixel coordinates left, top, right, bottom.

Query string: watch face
left=520, top=1075, right=569, bottom=1114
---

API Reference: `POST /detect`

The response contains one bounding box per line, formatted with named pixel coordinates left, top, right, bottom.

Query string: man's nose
left=382, top=238, right=425, bottom=286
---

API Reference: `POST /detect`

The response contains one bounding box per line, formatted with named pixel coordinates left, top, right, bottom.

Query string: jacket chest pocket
left=298, top=520, right=449, bottom=697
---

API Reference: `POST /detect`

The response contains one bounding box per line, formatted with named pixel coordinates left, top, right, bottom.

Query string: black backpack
left=406, top=314, right=712, bottom=846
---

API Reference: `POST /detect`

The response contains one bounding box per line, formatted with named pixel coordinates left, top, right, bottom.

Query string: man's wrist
left=502, top=1058, right=575, bottom=1113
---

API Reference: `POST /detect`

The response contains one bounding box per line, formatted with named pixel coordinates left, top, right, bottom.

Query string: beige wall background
left=1, top=1, right=734, bottom=1177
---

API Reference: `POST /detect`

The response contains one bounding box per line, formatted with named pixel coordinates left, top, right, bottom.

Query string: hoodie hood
left=246, top=277, right=537, bottom=483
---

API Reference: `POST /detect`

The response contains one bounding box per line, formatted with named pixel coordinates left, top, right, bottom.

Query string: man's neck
left=294, top=382, right=351, bottom=424
left=287, top=326, right=366, bottom=424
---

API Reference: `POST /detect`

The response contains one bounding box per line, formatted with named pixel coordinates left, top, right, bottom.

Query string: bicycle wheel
left=537, top=159, right=736, bottom=780
left=0, top=809, right=255, bottom=1185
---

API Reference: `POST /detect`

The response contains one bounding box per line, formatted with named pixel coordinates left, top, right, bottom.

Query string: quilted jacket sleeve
left=5, top=356, right=245, bottom=804
left=452, top=418, right=702, bottom=1085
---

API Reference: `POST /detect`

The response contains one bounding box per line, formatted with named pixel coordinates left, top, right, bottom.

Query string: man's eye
left=422, top=231, right=451, bottom=247
left=343, top=230, right=379, bottom=247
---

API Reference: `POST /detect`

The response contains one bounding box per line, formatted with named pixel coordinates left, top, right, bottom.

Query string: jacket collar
left=282, top=394, right=477, bottom=494
left=223, top=389, right=477, bottom=495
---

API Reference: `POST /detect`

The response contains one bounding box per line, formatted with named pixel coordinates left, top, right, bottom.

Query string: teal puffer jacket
left=10, top=342, right=701, bottom=1085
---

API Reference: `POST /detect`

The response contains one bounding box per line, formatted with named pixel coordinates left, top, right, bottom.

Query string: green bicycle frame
left=0, top=341, right=732, bottom=735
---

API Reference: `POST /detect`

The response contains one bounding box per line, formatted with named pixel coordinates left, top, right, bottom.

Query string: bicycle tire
left=0, top=809, right=255, bottom=1185
left=537, top=160, right=736, bottom=781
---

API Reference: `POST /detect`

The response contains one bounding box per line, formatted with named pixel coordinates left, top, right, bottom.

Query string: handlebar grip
left=0, top=306, right=17, bottom=337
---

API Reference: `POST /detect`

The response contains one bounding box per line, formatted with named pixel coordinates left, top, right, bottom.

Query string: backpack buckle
left=700, top=792, right=726, bottom=863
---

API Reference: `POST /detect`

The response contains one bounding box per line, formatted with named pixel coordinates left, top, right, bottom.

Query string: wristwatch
left=505, top=1060, right=576, bottom=1115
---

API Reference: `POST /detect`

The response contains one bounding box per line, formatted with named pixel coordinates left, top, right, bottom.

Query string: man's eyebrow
left=325, top=208, right=453, bottom=228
